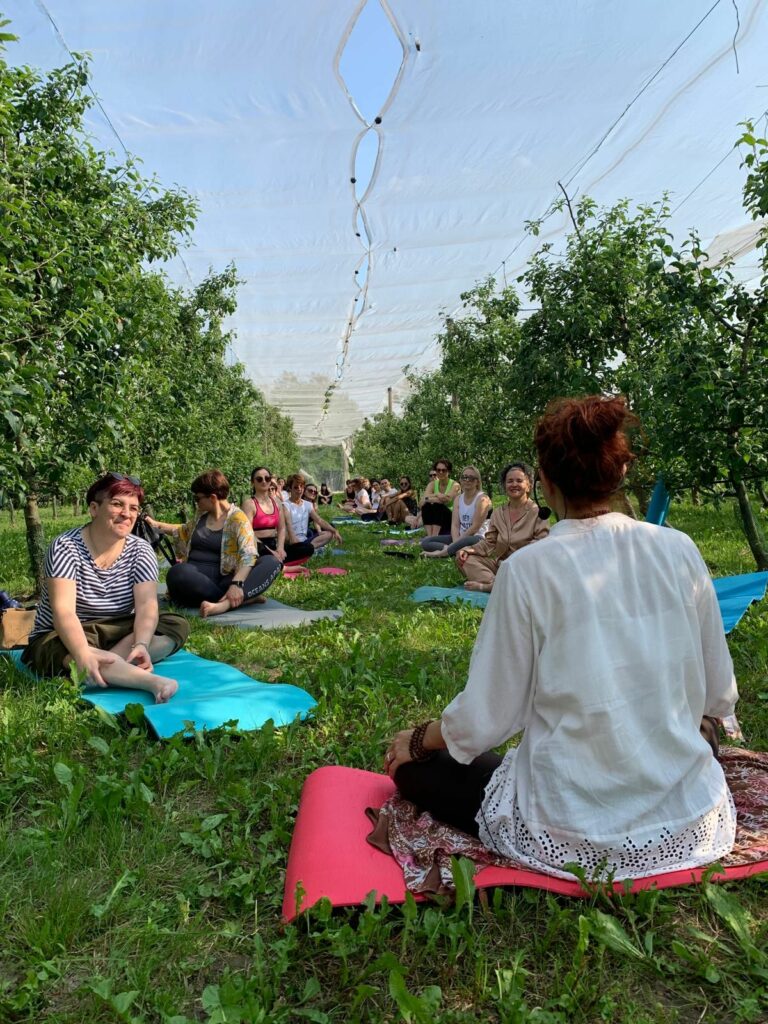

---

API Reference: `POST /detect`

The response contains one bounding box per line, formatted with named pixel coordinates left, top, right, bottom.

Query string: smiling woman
left=21, top=473, right=189, bottom=702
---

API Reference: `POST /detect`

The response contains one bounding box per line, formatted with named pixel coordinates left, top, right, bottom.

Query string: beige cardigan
left=470, top=499, right=549, bottom=561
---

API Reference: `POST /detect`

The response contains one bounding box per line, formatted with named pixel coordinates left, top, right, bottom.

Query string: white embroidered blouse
left=440, top=514, right=738, bottom=880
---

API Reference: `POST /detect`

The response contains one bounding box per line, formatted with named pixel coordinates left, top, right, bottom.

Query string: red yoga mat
left=282, top=766, right=768, bottom=921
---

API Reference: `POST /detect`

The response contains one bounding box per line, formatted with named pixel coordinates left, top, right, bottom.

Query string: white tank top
left=284, top=499, right=311, bottom=542
left=458, top=491, right=485, bottom=534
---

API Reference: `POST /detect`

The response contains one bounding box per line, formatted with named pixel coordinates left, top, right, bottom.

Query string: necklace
left=569, top=508, right=612, bottom=520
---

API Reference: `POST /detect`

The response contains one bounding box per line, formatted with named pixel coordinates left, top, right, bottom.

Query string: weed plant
left=1, top=501, right=767, bottom=1022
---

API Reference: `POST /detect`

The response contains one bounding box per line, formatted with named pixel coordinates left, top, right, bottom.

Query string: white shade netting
left=5, top=0, right=768, bottom=444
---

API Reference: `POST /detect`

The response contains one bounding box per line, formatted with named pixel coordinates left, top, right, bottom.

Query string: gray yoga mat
left=157, top=584, right=342, bottom=630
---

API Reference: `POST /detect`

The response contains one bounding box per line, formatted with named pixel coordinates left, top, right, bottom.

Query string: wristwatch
left=230, top=580, right=245, bottom=589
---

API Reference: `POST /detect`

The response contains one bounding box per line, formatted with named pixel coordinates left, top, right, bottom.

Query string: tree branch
left=558, top=181, right=582, bottom=241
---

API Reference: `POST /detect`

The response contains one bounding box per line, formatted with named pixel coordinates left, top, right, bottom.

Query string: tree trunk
left=691, top=486, right=701, bottom=506
left=52, top=494, right=58, bottom=520
left=8, top=499, right=14, bottom=526
left=757, top=480, right=768, bottom=509
left=73, top=494, right=82, bottom=517
left=24, top=493, right=47, bottom=595
left=631, top=484, right=650, bottom=517
left=733, top=477, right=768, bottom=571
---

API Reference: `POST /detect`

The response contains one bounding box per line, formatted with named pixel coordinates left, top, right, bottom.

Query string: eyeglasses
left=435, top=466, right=448, bottom=473
left=460, top=474, right=479, bottom=482
left=108, top=472, right=141, bottom=485
left=428, top=471, right=438, bottom=478
left=253, top=475, right=271, bottom=483
left=191, top=492, right=209, bottom=501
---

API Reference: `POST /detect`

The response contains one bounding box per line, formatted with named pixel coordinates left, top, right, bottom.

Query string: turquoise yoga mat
left=411, top=573, right=768, bottom=632
left=5, top=649, right=316, bottom=738
left=409, top=586, right=489, bottom=609
left=712, top=572, right=768, bottom=634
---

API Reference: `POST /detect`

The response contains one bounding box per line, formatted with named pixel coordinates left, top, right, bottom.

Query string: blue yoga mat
left=412, top=574, right=768, bottom=630
left=5, top=649, right=315, bottom=738
left=712, top=572, right=768, bottom=634
left=409, top=586, right=489, bottom=609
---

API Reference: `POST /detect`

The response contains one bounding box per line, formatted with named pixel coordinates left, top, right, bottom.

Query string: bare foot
left=200, top=598, right=231, bottom=618
left=464, top=581, right=492, bottom=592
left=422, top=549, right=447, bottom=558
left=148, top=676, right=179, bottom=703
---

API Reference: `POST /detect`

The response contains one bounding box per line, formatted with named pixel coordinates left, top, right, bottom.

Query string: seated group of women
left=23, top=395, right=740, bottom=888
left=23, top=466, right=341, bottom=702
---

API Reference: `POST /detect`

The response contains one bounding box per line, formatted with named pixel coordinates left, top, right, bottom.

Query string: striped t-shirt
left=30, top=528, right=158, bottom=640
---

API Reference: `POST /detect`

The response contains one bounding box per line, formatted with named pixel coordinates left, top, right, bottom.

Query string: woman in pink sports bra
left=242, top=466, right=314, bottom=563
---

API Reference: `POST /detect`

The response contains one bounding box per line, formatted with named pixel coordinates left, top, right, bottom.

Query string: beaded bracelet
left=409, top=720, right=436, bottom=762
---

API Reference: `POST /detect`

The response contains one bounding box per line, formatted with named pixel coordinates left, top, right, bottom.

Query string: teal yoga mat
left=411, top=574, right=768, bottom=630
left=712, top=572, right=768, bottom=634
left=5, top=649, right=315, bottom=738
left=409, top=586, right=489, bottom=608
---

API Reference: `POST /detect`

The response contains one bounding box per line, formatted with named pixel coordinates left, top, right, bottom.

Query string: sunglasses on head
left=108, top=472, right=141, bottom=485
left=253, top=474, right=271, bottom=483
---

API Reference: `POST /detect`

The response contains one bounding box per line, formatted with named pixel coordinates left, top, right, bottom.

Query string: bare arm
left=467, top=495, right=492, bottom=537
left=450, top=502, right=461, bottom=542
left=49, top=578, right=115, bottom=686
left=433, top=481, right=461, bottom=505
left=145, top=516, right=180, bottom=536
left=310, top=507, right=342, bottom=541
left=283, top=504, right=299, bottom=545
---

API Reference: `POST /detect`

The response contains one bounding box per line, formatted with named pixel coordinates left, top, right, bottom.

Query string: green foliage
left=353, top=130, right=768, bottom=566
left=0, top=27, right=299, bottom=582
left=0, top=47, right=195, bottom=501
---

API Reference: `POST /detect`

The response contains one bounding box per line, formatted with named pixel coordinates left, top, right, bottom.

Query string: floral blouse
left=174, top=505, right=257, bottom=575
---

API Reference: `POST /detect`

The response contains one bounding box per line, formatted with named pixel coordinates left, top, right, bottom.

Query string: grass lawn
left=1, top=500, right=767, bottom=1023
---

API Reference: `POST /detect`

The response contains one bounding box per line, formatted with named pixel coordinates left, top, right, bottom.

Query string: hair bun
left=534, top=395, right=638, bottom=504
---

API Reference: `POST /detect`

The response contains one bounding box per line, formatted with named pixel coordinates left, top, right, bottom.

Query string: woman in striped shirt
left=22, top=474, right=189, bottom=702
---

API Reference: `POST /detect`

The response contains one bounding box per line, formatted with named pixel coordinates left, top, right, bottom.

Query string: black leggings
left=394, top=750, right=502, bottom=837
left=166, top=555, right=282, bottom=607
left=421, top=502, right=452, bottom=531
left=257, top=536, right=314, bottom=562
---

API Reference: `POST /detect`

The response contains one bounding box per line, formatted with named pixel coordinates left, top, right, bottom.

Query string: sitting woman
left=242, top=466, right=313, bottom=563
left=22, top=473, right=189, bottom=703
left=150, top=470, right=281, bottom=618
left=457, top=462, right=549, bottom=592
left=341, top=479, right=357, bottom=510
left=420, top=460, right=460, bottom=537
left=318, top=483, right=333, bottom=507
left=384, top=395, right=737, bottom=882
left=381, top=476, right=418, bottom=525
left=284, top=473, right=342, bottom=551
left=421, top=466, right=492, bottom=558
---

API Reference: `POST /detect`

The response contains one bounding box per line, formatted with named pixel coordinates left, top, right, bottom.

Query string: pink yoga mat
left=315, top=567, right=347, bottom=576
left=283, top=565, right=311, bottom=580
left=282, top=766, right=768, bottom=922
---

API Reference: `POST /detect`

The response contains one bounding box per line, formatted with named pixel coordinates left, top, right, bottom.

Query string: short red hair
left=534, top=395, right=637, bottom=504
left=87, top=475, right=144, bottom=505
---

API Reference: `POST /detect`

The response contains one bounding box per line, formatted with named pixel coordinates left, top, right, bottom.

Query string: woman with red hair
left=22, top=473, right=189, bottom=702
left=384, top=396, right=738, bottom=882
